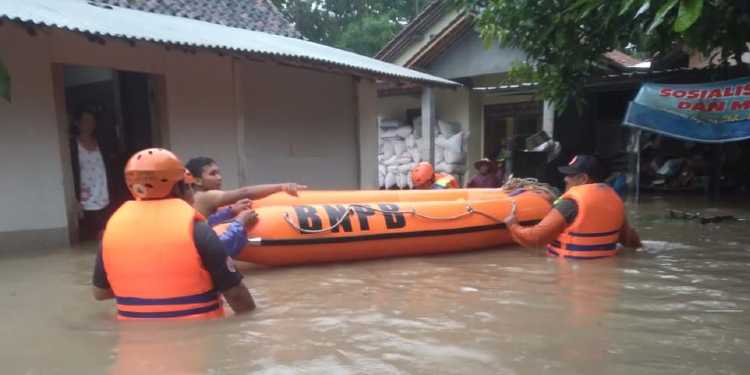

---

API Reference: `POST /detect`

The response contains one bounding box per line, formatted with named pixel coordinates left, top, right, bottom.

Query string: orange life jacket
left=432, top=172, right=459, bottom=189
left=547, top=183, right=624, bottom=259
left=102, top=198, right=224, bottom=320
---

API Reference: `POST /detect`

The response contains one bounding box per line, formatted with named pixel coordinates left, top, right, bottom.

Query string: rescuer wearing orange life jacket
left=503, top=155, right=642, bottom=259
left=411, top=162, right=459, bottom=189
left=92, top=148, right=256, bottom=319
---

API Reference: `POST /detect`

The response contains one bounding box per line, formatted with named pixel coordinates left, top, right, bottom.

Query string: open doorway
left=63, top=65, right=159, bottom=242
left=483, top=101, right=542, bottom=158
left=483, top=100, right=542, bottom=179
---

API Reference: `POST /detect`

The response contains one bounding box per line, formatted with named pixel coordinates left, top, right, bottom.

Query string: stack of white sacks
left=378, top=117, right=470, bottom=189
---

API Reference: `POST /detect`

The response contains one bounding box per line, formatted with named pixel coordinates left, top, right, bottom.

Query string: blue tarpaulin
left=624, top=77, right=750, bottom=143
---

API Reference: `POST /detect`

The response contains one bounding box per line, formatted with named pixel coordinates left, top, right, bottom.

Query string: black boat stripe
left=255, top=220, right=540, bottom=246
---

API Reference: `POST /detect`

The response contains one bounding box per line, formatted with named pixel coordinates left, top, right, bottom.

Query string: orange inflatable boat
left=221, top=189, right=551, bottom=266
left=253, top=188, right=508, bottom=208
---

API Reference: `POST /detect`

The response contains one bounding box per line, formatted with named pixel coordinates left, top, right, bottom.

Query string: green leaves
left=459, top=0, right=748, bottom=112
left=647, top=0, right=678, bottom=33
left=642, top=0, right=704, bottom=33
left=0, top=57, right=9, bottom=102
left=634, top=1, right=651, bottom=18
left=619, top=0, right=641, bottom=16
left=271, top=0, right=429, bottom=56
left=335, top=14, right=400, bottom=57
left=674, top=0, right=703, bottom=32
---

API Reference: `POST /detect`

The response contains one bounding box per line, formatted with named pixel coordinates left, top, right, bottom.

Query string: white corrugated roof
left=0, top=0, right=458, bottom=86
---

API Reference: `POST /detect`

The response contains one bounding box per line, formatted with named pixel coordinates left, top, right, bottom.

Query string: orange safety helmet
left=124, top=148, right=193, bottom=200
left=411, top=162, right=435, bottom=188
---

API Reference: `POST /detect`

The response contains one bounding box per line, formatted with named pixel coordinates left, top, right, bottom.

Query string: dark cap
left=558, top=155, right=600, bottom=176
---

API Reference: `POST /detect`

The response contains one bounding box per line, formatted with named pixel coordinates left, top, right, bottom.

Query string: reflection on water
left=1, top=195, right=749, bottom=374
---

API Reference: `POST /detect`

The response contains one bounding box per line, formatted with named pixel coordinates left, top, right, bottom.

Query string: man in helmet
left=92, top=148, right=256, bottom=320
left=410, top=162, right=459, bottom=189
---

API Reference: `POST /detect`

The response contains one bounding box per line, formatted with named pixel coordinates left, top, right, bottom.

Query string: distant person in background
left=70, top=106, right=112, bottom=241
left=489, top=146, right=508, bottom=184
left=466, top=158, right=501, bottom=188
left=494, top=158, right=507, bottom=185
left=410, top=162, right=459, bottom=189
left=605, top=172, right=628, bottom=198
left=602, top=152, right=630, bottom=199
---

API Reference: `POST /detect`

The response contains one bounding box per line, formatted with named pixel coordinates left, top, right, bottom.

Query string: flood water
left=1, top=195, right=749, bottom=374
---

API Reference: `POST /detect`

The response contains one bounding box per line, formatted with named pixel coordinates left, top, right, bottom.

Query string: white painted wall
left=467, top=91, right=483, bottom=179
left=0, top=25, right=68, bottom=233
left=357, top=79, right=379, bottom=189
left=241, top=61, right=359, bottom=189
left=377, top=89, right=472, bottom=130
left=435, top=87, right=483, bottom=182
left=161, top=52, right=238, bottom=189
left=435, top=87, right=469, bottom=126
left=426, top=30, right=526, bottom=79
left=377, top=95, right=420, bottom=124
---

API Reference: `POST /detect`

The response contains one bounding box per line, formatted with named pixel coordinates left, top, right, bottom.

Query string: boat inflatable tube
left=253, top=188, right=508, bottom=208
left=217, top=190, right=551, bottom=266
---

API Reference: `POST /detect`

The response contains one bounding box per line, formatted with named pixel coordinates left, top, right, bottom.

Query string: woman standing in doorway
left=70, top=106, right=111, bottom=241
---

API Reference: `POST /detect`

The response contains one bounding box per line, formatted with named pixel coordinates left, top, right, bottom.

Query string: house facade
left=0, top=0, right=455, bottom=251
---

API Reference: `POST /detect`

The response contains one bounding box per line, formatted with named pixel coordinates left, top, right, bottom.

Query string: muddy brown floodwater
left=1, top=195, right=749, bottom=374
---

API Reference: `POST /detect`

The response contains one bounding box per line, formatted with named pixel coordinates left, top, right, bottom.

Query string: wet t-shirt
left=77, top=142, right=109, bottom=211
left=467, top=174, right=500, bottom=188
left=553, top=198, right=579, bottom=224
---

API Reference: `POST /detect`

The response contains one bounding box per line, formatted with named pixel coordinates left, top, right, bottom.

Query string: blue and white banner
left=624, top=77, right=750, bottom=143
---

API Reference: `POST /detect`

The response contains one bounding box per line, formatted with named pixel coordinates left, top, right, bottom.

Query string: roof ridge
left=98, top=0, right=301, bottom=38
left=375, top=0, right=450, bottom=61
left=260, top=0, right=301, bottom=38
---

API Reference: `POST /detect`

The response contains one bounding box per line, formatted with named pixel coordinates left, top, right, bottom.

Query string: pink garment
left=467, top=173, right=500, bottom=188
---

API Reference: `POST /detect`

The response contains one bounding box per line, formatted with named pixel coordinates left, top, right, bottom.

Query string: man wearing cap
left=467, top=158, right=502, bottom=188
left=503, top=155, right=642, bottom=259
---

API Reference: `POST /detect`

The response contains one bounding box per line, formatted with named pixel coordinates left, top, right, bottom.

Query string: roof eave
left=0, top=10, right=459, bottom=88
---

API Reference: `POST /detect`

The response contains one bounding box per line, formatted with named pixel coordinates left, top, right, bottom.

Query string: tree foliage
left=271, top=0, right=429, bottom=56
left=457, top=0, right=750, bottom=110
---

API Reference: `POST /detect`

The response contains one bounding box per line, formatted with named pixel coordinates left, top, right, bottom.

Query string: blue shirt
left=207, top=207, right=248, bottom=257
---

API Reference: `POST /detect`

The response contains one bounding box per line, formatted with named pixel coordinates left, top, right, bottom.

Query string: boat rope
left=500, top=177, right=559, bottom=200
left=282, top=203, right=504, bottom=234
left=282, top=205, right=359, bottom=234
